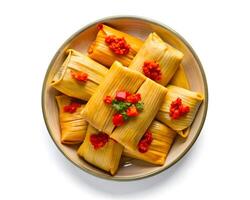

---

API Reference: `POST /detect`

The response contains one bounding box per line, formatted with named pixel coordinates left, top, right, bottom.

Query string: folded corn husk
left=77, top=124, right=123, bottom=175
left=123, top=120, right=176, bottom=165
left=81, top=61, right=146, bottom=135
left=51, top=49, right=108, bottom=101
left=169, top=64, right=190, bottom=137
left=156, top=85, right=203, bottom=132
left=56, top=95, right=88, bottom=144
left=170, top=64, right=190, bottom=89
left=129, top=32, right=183, bottom=86
left=88, top=24, right=143, bottom=67
left=110, top=78, right=168, bottom=151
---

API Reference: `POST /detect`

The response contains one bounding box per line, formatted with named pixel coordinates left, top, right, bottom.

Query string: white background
left=0, top=0, right=249, bottom=199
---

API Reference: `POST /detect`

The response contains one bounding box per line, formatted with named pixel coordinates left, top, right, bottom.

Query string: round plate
left=42, top=16, right=208, bottom=181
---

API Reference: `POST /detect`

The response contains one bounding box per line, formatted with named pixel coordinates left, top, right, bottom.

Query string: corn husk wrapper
left=169, top=64, right=190, bottom=137
left=56, top=95, right=87, bottom=144
left=88, top=24, right=143, bottom=67
left=77, top=125, right=123, bottom=175
left=81, top=61, right=146, bottom=135
left=111, top=79, right=168, bottom=151
left=129, top=32, right=183, bottom=86
left=51, top=49, right=108, bottom=101
left=156, top=85, right=203, bottom=132
left=123, top=120, right=176, bottom=165
left=170, top=64, right=190, bottom=89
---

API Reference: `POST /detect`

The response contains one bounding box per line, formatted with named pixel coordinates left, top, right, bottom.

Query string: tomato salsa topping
left=63, top=102, right=81, bottom=113
left=112, top=113, right=125, bottom=127
left=103, top=95, right=113, bottom=104
left=126, top=93, right=141, bottom=103
left=105, top=35, right=130, bottom=55
left=71, top=70, right=88, bottom=82
left=138, top=131, right=153, bottom=153
left=169, top=97, right=190, bottom=119
left=126, top=105, right=139, bottom=117
left=90, top=132, right=109, bottom=150
left=97, top=23, right=103, bottom=30
left=115, top=91, right=128, bottom=101
left=142, top=60, right=162, bottom=81
left=103, top=91, right=144, bottom=126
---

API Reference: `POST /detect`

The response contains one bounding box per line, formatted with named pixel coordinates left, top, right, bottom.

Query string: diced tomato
left=181, top=105, right=190, bottom=113
left=144, top=131, right=153, bottom=144
left=71, top=70, right=88, bottom=82
left=103, top=95, right=113, bottom=104
left=135, top=93, right=141, bottom=101
left=112, top=113, right=124, bottom=126
left=105, top=35, right=130, bottom=55
left=63, top=105, right=76, bottom=113
left=138, top=142, right=148, bottom=153
left=63, top=102, right=81, bottom=113
left=97, top=24, right=103, bottom=30
left=126, top=105, right=139, bottom=117
left=115, top=91, right=128, bottom=101
left=126, top=93, right=141, bottom=103
left=90, top=133, right=109, bottom=150
left=169, top=97, right=190, bottom=119
left=126, top=91, right=131, bottom=97
left=138, top=131, right=153, bottom=153
left=142, top=60, right=161, bottom=81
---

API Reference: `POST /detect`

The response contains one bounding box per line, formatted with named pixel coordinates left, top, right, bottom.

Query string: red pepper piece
left=103, top=95, right=113, bottom=104
left=142, top=60, right=162, bottom=81
left=71, top=70, right=88, bottom=82
left=97, top=24, right=103, bottom=30
left=180, top=105, right=190, bottom=113
left=126, top=105, right=139, bottom=117
left=63, top=102, right=81, bottom=113
left=112, top=113, right=124, bottom=126
left=115, top=91, right=128, bottom=101
left=126, top=93, right=141, bottom=103
left=63, top=105, right=76, bottom=113
left=138, top=142, right=148, bottom=153
left=90, top=132, right=109, bottom=150
left=144, top=131, right=153, bottom=144
left=138, top=131, right=153, bottom=153
left=105, top=35, right=130, bottom=55
left=169, top=97, right=190, bottom=119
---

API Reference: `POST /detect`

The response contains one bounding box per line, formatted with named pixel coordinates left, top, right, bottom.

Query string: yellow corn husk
left=77, top=125, right=123, bottom=175
left=177, top=127, right=190, bottom=138
left=88, top=24, right=143, bottom=67
left=129, top=32, right=183, bottom=86
left=55, top=95, right=88, bottom=144
left=51, top=49, right=108, bottom=101
left=169, top=64, right=190, bottom=137
left=123, top=120, right=176, bottom=165
left=156, top=85, right=204, bottom=132
left=111, top=79, right=168, bottom=151
left=81, top=61, right=146, bottom=135
left=169, top=64, right=190, bottom=89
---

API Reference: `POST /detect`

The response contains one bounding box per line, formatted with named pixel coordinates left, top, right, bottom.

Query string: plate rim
left=41, top=15, right=209, bottom=181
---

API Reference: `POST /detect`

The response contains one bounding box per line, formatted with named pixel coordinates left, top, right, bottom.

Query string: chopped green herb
left=121, top=111, right=129, bottom=120
left=135, top=102, right=144, bottom=111
left=112, top=100, right=130, bottom=112
left=125, top=102, right=132, bottom=107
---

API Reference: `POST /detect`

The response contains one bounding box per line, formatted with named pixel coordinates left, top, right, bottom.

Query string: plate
left=42, top=16, right=208, bottom=181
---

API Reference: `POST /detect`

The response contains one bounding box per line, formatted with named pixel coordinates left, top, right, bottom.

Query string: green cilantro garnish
left=121, top=111, right=129, bottom=120
left=112, top=100, right=130, bottom=112
left=135, top=102, right=144, bottom=111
